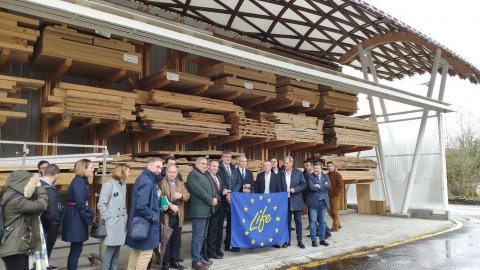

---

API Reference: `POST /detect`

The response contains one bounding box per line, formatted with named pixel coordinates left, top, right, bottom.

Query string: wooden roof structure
left=138, top=0, right=479, bottom=84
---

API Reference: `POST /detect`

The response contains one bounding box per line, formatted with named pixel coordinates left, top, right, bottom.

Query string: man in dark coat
left=270, top=157, right=280, bottom=175
left=254, top=160, right=281, bottom=194
left=40, top=163, right=63, bottom=269
left=126, top=157, right=163, bottom=270
left=160, top=156, right=183, bottom=181
left=237, top=155, right=254, bottom=193
left=187, top=157, right=218, bottom=270
left=203, top=160, right=225, bottom=260
left=307, top=162, right=331, bottom=247
left=217, top=151, right=241, bottom=252
left=279, top=156, right=306, bottom=249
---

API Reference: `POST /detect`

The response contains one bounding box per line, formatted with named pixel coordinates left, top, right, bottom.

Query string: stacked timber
left=33, top=25, right=141, bottom=81
left=227, top=114, right=275, bottom=138
left=265, top=112, right=323, bottom=143
left=136, top=106, right=230, bottom=135
left=200, top=62, right=276, bottom=102
left=0, top=11, right=40, bottom=66
left=136, top=89, right=244, bottom=115
left=317, top=86, right=358, bottom=115
left=322, top=128, right=378, bottom=147
left=0, top=75, right=44, bottom=127
left=42, top=82, right=136, bottom=121
left=320, top=156, right=377, bottom=170
left=138, top=70, right=213, bottom=93
left=274, top=76, right=320, bottom=109
left=184, top=112, right=226, bottom=123
left=324, top=114, right=378, bottom=131
left=337, top=170, right=376, bottom=183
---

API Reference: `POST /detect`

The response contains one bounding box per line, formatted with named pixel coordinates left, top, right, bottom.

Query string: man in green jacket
left=187, top=157, right=218, bottom=270
left=0, top=170, right=48, bottom=270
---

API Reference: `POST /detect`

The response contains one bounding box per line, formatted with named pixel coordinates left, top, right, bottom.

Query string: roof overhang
left=1, top=0, right=452, bottom=112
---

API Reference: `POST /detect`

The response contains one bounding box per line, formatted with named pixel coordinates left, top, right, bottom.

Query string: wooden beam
left=0, top=48, right=10, bottom=71
left=0, top=116, right=6, bottom=128
left=238, top=137, right=270, bottom=148
left=241, top=96, right=269, bottom=109
left=97, top=121, right=126, bottom=141
left=339, top=31, right=473, bottom=75
left=77, top=118, right=100, bottom=130
left=51, top=58, right=72, bottom=81
left=287, top=142, right=318, bottom=151
left=0, top=97, right=27, bottom=106
left=264, top=99, right=295, bottom=112
left=191, top=84, right=209, bottom=95
left=0, top=110, right=26, bottom=118
left=48, top=117, right=71, bottom=137
left=177, top=132, right=209, bottom=145
left=146, top=78, right=170, bottom=90
left=99, top=69, right=127, bottom=88
left=216, top=91, right=241, bottom=101
left=265, top=140, right=295, bottom=149
left=211, top=134, right=242, bottom=146
left=140, top=129, right=171, bottom=143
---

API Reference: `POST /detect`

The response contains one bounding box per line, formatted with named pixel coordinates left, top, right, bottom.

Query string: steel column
left=358, top=44, right=394, bottom=213
left=437, top=59, right=449, bottom=213
left=365, top=50, right=389, bottom=121
left=401, top=48, right=442, bottom=214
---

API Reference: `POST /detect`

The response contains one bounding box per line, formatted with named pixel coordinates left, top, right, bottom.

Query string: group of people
left=0, top=152, right=344, bottom=270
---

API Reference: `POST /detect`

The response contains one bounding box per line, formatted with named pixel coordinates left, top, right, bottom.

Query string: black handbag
left=90, top=219, right=107, bottom=238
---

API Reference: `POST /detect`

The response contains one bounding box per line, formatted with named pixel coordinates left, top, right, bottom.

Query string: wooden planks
left=138, top=70, right=213, bottom=93
left=199, top=62, right=276, bottom=84
left=0, top=75, right=44, bottom=127
left=33, top=25, right=141, bottom=83
left=227, top=114, right=275, bottom=139
left=323, top=127, right=379, bottom=147
left=0, top=11, right=40, bottom=67
left=268, top=76, right=320, bottom=111
left=265, top=112, right=323, bottom=143
left=324, top=114, right=378, bottom=131
left=316, top=88, right=358, bottom=115
left=135, top=105, right=230, bottom=135
left=320, top=156, right=377, bottom=170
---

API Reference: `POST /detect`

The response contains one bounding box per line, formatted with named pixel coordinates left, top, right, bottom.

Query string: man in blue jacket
left=307, top=162, right=331, bottom=247
left=279, top=156, right=306, bottom=249
left=237, top=155, right=254, bottom=193
left=126, top=157, right=163, bottom=270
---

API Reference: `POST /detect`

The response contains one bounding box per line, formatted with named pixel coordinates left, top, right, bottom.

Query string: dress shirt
left=264, top=172, right=271, bottom=194
left=285, top=170, right=292, bottom=198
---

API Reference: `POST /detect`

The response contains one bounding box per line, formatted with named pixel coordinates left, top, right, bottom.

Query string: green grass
left=448, top=194, right=480, bottom=205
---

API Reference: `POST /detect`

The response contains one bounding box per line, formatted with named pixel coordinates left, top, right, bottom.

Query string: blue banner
left=231, top=192, right=289, bottom=248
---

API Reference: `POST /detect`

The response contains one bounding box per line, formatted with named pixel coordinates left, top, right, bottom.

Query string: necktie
left=241, top=169, right=245, bottom=179
left=213, top=175, right=220, bottom=189
left=226, top=165, right=231, bottom=177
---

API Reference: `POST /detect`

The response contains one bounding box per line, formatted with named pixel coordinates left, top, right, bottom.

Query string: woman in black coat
left=62, top=159, right=95, bottom=270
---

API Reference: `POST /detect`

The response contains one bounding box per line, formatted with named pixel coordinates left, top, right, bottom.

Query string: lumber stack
left=274, top=76, right=320, bottom=109
left=227, top=115, right=275, bottom=138
left=137, top=89, right=244, bottom=115
left=323, top=127, right=378, bottom=147
left=0, top=75, right=44, bottom=127
left=0, top=11, right=40, bottom=66
left=265, top=112, right=323, bottom=143
left=337, top=170, right=376, bottom=183
left=317, top=88, right=358, bottom=115
left=33, top=25, right=141, bottom=81
left=42, top=82, right=136, bottom=122
left=200, top=62, right=276, bottom=103
left=138, top=70, right=213, bottom=92
left=184, top=112, right=226, bottom=123
left=324, top=114, right=378, bottom=131
left=320, top=156, right=377, bottom=170
left=136, top=106, right=230, bottom=135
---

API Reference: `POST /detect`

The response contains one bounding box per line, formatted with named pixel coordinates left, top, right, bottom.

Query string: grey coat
left=97, top=179, right=128, bottom=246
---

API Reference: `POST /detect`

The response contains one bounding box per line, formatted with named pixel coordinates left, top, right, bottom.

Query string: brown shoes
left=192, top=261, right=210, bottom=270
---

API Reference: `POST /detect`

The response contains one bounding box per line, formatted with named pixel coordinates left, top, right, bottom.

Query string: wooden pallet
left=324, top=114, right=378, bottom=132
left=264, top=112, right=323, bottom=143
left=0, top=11, right=40, bottom=68
left=32, top=25, right=141, bottom=84
left=227, top=115, right=275, bottom=139
left=137, top=70, right=213, bottom=94
left=0, top=75, right=44, bottom=127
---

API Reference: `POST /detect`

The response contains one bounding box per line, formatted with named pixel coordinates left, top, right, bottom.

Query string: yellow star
left=275, top=228, right=279, bottom=233
left=275, top=216, right=280, bottom=222
left=250, top=198, right=255, bottom=204
left=260, top=242, right=265, bottom=247
left=251, top=239, right=256, bottom=244
left=273, top=205, right=278, bottom=211
left=242, top=218, right=246, bottom=224
left=267, top=198, right=271, bottom=203
left=269, top=237, right=273, bottom=243
left=245, top=230, right=249, bottom=236
left=259, top=195, right=263, bottom=200
left=244, top=206, right=248, bottom=212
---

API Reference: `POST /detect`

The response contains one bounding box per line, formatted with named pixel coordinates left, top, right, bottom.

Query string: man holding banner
left=279, top=156, right=306, bottom=249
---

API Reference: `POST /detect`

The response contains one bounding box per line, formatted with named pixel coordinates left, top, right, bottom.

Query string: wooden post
left=356, top=184, right=372, bottom=214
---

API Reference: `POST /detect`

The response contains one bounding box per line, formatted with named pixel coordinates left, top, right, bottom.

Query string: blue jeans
left=288, top=200, right=303, bottom=242
left=191, top=217, right=210, bottom=264
left=309, top=200, right=328, bottom=241
left=102, top=245, right=120, bottom=270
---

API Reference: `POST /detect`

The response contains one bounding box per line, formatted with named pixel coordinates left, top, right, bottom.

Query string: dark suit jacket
left=306, top=172, right=331, bottom=209
left=236, top=167, right=254, bottom=193
left=206, top=171, right=223, bottom=213
left=218, top=162, right=241, bottom=211
left=279, top=168, right=306, bottom=211
left=254, top=172, right=281, bottom=194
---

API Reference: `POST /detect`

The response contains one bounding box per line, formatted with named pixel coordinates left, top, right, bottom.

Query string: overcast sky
left=347, top=0, right=480, bottom=137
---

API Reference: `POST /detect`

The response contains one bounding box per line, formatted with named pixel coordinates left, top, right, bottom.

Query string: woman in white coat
left=97, top=164, right=130, bottom=270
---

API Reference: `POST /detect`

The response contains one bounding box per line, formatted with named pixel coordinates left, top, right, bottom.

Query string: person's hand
left=169, top=204, right=179, bottom=213
left=289, top=188, right=295, bottom=193
left=173, top=191, right=183, bottom=200
left=222, top=189, right=230, bottom=196
left=314, top=184, right=321, bottom=188
left=212, top=198, right=218, bottom=206
left=226, top=194, right=231, bottom=204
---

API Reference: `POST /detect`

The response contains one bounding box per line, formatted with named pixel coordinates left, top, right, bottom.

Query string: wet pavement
left=302, top=204, right=480, bottom=270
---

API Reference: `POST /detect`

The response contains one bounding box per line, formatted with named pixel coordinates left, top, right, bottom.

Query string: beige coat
left=160, top=178, right=190, bottom=227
